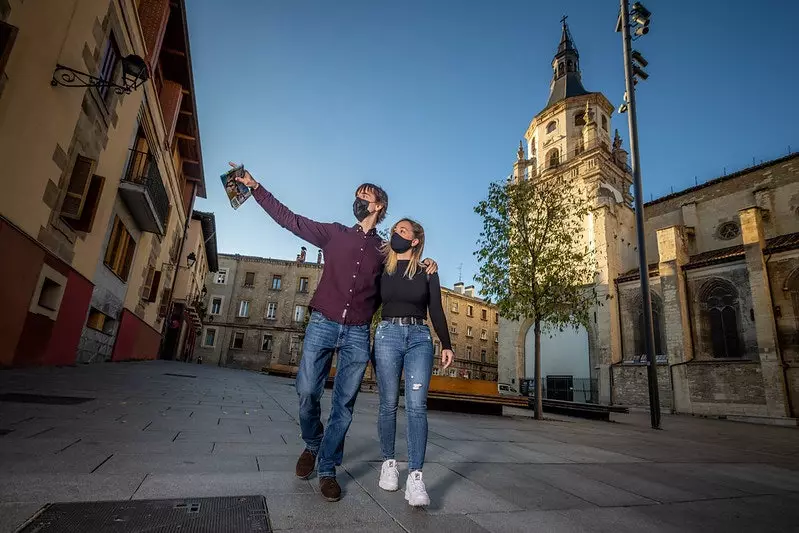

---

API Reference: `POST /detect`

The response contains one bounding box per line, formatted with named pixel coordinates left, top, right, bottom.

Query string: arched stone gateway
left=514, top=319, right=592, bottom=402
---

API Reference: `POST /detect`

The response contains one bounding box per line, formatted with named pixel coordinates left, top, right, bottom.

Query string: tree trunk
left=533, top=318, right=543, bottom=420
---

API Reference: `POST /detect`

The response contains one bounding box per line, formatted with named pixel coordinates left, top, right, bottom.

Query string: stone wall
left=685, top=361, right=765, bottom=405
left=611, top=364, right=672, bottom=409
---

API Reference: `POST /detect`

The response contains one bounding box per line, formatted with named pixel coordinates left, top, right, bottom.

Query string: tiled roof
left=765, top=231, right=799, bottom=254
left=615, top=232, right=799, bottom=281
left=683, top=245, right=744, bottom=270
left=617, top=263, right=659, bottom=282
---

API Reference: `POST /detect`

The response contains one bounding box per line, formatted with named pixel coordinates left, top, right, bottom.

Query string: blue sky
left=187, top=0, right=798, bottom=292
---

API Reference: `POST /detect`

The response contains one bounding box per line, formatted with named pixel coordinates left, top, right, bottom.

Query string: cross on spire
left=560, top=14, right=568, bottom=26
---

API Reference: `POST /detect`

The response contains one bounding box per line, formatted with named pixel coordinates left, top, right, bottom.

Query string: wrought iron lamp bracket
left=51, top=64, right=146, bottom=95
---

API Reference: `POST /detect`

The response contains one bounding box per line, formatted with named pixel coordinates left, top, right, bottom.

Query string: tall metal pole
left=620, top=0, right=661, bottom=429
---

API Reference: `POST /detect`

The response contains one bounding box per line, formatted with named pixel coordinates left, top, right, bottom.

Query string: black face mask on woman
left=390, top=233, right=414, bottom=254
left=353, top=198, right=371, bottom=222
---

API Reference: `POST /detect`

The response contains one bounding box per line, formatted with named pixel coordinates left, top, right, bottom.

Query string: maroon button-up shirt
left=253, top=186, right=383, bottom=325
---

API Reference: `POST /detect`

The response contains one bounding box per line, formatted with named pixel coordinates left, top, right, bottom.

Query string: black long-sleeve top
left=380, top=260, right=452, bottom=350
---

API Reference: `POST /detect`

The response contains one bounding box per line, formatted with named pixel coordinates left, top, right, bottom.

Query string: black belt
left=386, top=317, right=426, bottom=326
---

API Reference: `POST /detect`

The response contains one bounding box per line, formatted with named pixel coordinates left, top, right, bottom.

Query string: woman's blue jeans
left=374, top=321, right=434, bottom=471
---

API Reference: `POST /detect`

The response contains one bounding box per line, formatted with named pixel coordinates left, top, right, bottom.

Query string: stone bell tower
left=502, top=18, right=638, bottom=403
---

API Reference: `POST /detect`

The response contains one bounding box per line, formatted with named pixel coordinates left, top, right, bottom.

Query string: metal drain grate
left=18, top=496, right=270, bottom=532
left=164, top=373, right=197, bottom=379
left=0, top=393, right=95, bottom=405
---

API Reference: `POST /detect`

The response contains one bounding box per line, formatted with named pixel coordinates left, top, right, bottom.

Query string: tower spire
left=546, top=17, right=590, bottom=108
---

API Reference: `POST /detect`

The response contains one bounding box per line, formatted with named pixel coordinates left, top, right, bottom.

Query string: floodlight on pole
left=617, top=0, right=661, bottom=430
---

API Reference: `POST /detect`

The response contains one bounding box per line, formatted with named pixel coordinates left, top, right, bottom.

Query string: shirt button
left=353, top=274, right=356, bottom=278
left=356, top=261, right=360, bottom=265
left=349, top=289, right=352, bottom=293
left=346, top=303, right=350, bottom=307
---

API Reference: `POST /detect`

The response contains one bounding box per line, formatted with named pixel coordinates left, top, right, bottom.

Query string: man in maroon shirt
left=234, top=165, right=435, bottom=501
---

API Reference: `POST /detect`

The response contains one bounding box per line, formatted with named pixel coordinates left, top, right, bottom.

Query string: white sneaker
left=378, top=459, right=399, bottom=491
left=404, top=470, right=430, bottom=507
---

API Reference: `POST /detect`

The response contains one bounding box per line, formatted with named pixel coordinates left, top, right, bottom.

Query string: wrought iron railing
left=122, top=149, right=170, bottom=233
left=520, top=377, right=599, bottom=404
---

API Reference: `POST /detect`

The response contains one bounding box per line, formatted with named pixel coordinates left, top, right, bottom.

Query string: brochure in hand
left=221, top=164, right=252, bottom=209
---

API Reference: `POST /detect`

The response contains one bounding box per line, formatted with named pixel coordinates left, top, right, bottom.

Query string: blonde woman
left=374, top=218, right=454, bottom=507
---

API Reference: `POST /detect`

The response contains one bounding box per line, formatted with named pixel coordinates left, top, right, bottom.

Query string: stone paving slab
left=0, top=503, right=44, bottom=533
left=131, top=472, right=314, bottom=499
left=0, top=473, right=146, bottom=503
left=95, top=452, right=259, bottom=475
left=470, top=507, right=679, bottom=533
left=344, top=461, right=521, bottom=516
left=445, top=463, right=595, bottom=511
left=268, top=471, right=397, bottom=531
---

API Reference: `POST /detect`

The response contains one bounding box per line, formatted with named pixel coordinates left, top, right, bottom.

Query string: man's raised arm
left=234, top=164, right=332, bottom=249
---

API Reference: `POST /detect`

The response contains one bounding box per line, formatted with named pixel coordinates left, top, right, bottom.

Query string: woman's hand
left=421, top=258, right=438, bottom=275
left=441, top=349, right=454, bottom=370
left=230, top=161, right=259, bottom=189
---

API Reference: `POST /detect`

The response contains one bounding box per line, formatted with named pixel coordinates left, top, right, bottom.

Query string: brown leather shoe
left=295, top=449, right=316, bottom=479
left=319, top=476, right=341, bottom=502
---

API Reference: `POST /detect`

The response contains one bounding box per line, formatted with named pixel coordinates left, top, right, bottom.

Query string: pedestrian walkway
left=0, top=361, right=797, bottom=532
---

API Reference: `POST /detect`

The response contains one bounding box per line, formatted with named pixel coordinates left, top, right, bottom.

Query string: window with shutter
left=147, top=270, right=162, bottom=302
left=0, top=21, right=19, bottom=77
left=141, top=266, right=156, bottom=299
left=98, top=35, right=120, bottom=101
left=104, top=217, right=136, bottom=281
left=158, top=287, right=172, bottom=317
left=69, top=175, right=105, bottom=232
left=61, top=156, right=95, bottom=219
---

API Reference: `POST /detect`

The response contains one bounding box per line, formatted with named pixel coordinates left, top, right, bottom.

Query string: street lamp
left=186, top=252, right=197, bottom=268
left=51, top=54, right=149, bottom=95
left=616, top=0, right=661, bottom=430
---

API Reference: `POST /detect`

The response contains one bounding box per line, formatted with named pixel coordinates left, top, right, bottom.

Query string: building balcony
left=119, top=149, right=170, bottom=235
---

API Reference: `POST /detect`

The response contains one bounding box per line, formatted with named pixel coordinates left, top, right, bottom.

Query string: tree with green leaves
left=474, top=172, right=598, bottom=419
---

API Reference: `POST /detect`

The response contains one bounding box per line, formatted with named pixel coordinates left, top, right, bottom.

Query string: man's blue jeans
left=296, top=311, right=370, bottom=478
left=374, top=321, right=434, bottom=471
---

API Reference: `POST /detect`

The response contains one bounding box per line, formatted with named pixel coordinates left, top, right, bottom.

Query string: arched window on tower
left=574, top=112, right=586, bottom=127
left=602, top=115, right=609, bottom=131
left=546, top=121, right=557, bottom=134
left=699, top=279, right=743, bottom=358
left=567, top=60, right=573, bottom=72
left=547, top=148, right=560, bottom=168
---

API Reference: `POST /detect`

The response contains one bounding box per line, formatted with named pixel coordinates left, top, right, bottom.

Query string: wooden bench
left=536, top=398, right=630, bottom=421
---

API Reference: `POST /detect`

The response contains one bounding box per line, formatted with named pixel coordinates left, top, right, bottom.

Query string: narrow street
left=0, top=361, right=797, bottom=532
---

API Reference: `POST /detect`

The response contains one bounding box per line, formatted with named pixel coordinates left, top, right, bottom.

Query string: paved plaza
left=0, top=361, right=798, bottom=532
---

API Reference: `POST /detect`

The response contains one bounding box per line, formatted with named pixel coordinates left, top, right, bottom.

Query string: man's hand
left=422, top=258, right=438, bottom=275
left=230, top=161, right=259, bottom=189
left=441, top=349, right=454, bottom=370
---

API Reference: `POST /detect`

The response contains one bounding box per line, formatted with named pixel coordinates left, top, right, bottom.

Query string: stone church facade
left=498, top=21, right=799, bottom=421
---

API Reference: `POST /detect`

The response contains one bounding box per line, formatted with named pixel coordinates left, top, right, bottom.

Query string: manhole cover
left=18, top=496, right=270, bottom=532
left=0, top=393, right=95, bottom=405
left=164, top=373, right=197, bottom=379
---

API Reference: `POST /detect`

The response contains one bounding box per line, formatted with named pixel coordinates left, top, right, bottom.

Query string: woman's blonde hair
left=382, top=218, right=425, bottom=279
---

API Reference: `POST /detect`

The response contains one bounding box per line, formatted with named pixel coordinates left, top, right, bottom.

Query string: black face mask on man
left=353, top=198, right=371, bottom=222
left=390, top=232, right=414, bottom=254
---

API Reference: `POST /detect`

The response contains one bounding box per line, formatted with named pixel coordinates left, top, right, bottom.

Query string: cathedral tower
left=502, top=19, right=638, bottom=403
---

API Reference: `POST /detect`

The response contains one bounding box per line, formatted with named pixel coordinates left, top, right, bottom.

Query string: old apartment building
left=434, top=282, right=500, bottom=381
left=498, top=20, right=799, bottom=421
left=0, top=0, right=210, bottom=366
left=195, top=251, right=324, bottom=371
